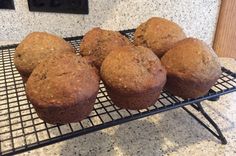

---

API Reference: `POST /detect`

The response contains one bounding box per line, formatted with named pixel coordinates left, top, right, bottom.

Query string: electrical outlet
left=0, top=0, right=15, bottom=9
left=28, top=0, right=89, bottom=14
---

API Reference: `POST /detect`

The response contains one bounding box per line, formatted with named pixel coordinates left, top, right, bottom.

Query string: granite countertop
left=0, top=41, right=18, bottom=46
left=0, top=40, right=235, bottom=155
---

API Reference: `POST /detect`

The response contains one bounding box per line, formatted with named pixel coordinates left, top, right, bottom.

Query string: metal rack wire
left=0, top=29, right=236, bottom=156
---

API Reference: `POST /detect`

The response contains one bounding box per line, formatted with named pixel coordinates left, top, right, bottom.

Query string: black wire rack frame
left=0, top=29, right=236, bottom=156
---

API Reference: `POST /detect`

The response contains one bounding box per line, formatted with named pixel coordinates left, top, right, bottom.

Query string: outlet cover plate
left=28, top=0, right=88, bottom=14
left=0, top=0, right=15, bottom=9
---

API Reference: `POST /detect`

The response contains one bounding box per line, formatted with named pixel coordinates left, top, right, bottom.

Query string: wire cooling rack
left=0, top=29, right=236, bottom=156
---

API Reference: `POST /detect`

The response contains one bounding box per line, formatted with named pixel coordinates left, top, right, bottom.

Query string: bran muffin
left=134, top=17, right=186, bottom=58
left=14, top=32, right=75, bottom=82
left=161, top=38, right=222, bottom=99
left=80, top=27, right=132, bottom=68
left=101, top=46, right=166, bottom=110
left=26, top=52, right=100, bottom=124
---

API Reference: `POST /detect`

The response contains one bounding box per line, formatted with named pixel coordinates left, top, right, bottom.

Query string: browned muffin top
left=80, top=27, right=131, bottom=68
left=14, top=32, right=75, bottom=76
left=101, top=46, right=166, bottom=94
left=161, top=38, right=222, bottom=81
left=26, top=52, right=100, bottom=108
left=134, top=17, right=186, bottom=57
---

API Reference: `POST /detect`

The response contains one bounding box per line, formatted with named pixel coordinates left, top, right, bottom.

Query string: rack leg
left=182, top=102, right=227, bottom=145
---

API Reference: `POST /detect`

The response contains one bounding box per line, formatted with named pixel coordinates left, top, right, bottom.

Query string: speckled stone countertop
left=0, top=0, right=220, bottom=45
left=0, top=57, right=226, bottom=156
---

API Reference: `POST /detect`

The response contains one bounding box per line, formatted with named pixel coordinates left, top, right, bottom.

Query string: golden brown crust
left=101, top=46, right=166, bottom=109
left=161, top=38, right=222, bottom=99
left=105, top=84, right=163, bottom=110
left=26, top=52, right=100, bottom=124
left=80, top=27, right=132, bottom=68
left=14, top=32, right=75, bottom=82
left=134, top=17, right=186, bottom=58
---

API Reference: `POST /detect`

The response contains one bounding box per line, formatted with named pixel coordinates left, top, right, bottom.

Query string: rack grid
left=0, top=29, right=236, bottom=156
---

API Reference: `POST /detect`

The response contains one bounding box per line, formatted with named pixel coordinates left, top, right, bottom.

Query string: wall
left=0, top=0, right=221, bottom=45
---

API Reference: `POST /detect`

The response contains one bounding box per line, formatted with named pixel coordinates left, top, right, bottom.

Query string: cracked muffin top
left=80, top=27, right=132, bottom=68
left=161, top=38, right=222, bottom=81
left=134, top=17, right=186, bottom=58
left=14, top=32, right=75, bottom=78
left=101, top=46, right=166, bottom=94
left=26, top=52, right=100, bottom=108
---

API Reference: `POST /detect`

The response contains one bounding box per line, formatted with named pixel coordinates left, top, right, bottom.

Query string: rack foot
left=207, top=90, right=220, bottom=101
left=182, top=102, right=227, bottom=145
left=208, top=96, right=220, bottom=101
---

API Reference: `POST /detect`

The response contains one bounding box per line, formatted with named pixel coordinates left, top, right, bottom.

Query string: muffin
left=26, top=52, right=100, bottom=124
left=101, top=46, right=166, bottom=110
left=134, top=17, right=186, bottom=58
left=14, top=32, right=75, bottom=82
left=161, top=38, right=222, bottom=99
left=80, top=27, right=131, bottom=68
